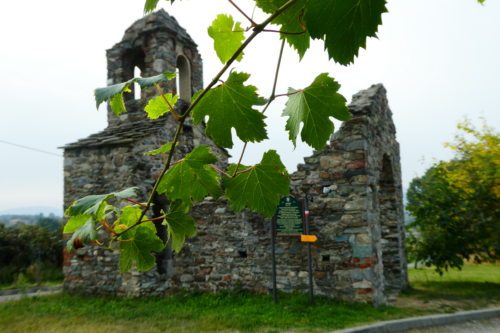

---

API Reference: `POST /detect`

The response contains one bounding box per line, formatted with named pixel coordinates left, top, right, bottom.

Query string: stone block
left=344, top=140, right=368, bottom=151
left=356, top=233, right=371, bottom=245
left=180, top=274, right=194, bottom=283
left=352, top=245, right=372, bottom=258
left=344, top=198, right=367, bottom=211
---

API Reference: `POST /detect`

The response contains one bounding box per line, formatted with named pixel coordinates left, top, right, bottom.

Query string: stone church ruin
left=63, top=10, right=408, bottom=305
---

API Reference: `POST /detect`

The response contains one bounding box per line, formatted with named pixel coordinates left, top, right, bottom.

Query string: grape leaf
left=144, top=93, right=179, bottom=119
left=163, top=201, right=197, bottom=253
left=109, top=91, right=128, bottom=116
left=157, top=145, right=221, bottom=203
left=95, top=81, right=131, bottom=109
left=192, top=71, right=267, bottom=148
left=95, top=72, right=175, bottom=116
left=304, top=0, right=387, bottom=65
left=66, top=218, right=98, bottom=251
left=256, top=0, right=310, bottom=59
left=144, top=0, right=176, bottom=13
left=146, top=142, right=173, bottom=156
left=63, top=214, right=92, bottom=234
left=224, top=150, right=289, bottom=217
left=144, top=0, right=160, bottom=13
left=119, top=222, right=165, bottom=272
left=208, top=14, right=245, bottom=64
left=118, top=206, right=143, bottom=227
left=282, top=73, right=350, bottom=149
left=137, top=72, right=176, bottom=88
left=65, top=187, right=138, bottom=218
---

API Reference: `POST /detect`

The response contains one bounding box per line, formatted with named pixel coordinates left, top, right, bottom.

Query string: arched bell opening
left=122, top=48, right=146, bottom=102
left=176, top=54, right=192, bottom=102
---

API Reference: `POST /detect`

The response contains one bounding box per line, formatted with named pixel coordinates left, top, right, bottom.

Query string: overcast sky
left=0, top=0, right=498, bottom=214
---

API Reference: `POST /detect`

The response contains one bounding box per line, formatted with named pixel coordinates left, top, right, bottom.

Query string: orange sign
left=300, top=234, right=318, bottom=243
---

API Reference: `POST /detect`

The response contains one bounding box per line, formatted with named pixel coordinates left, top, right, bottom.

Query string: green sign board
left=275, top=196, right=303, bottom=236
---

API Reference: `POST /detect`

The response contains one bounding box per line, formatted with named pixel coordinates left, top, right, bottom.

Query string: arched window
left=176, top=55, right=191, bottom=102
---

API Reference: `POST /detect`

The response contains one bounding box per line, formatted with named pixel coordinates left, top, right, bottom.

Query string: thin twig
left=262, top=29, right=306, bottom=35
left=263, top=39, right=286, bottom=114
left=142, top=215, right=167, bottom=223
left=211, top=165, right=232, bottom=178
left=232, top=142, right=249, bottom=176
left=228, top=0, right=257, bottom=26
left=126, top=198, right=147, bottom=207
left=274, top=90, right=300, bottom=98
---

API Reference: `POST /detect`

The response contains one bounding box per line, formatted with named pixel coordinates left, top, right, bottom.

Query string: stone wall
left=64, top=86, right=408, bottom=304
left=63, top=10, right=407, bottom=305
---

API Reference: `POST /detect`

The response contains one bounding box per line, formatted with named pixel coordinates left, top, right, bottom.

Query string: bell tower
left=104, top=9, right=203, bottom=126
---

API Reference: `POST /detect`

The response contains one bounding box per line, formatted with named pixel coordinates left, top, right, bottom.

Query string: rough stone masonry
left=62, top=10, right=408, bottom=305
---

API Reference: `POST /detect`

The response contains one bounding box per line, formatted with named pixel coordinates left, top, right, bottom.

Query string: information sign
left=275, top=196, right=303, bottom=236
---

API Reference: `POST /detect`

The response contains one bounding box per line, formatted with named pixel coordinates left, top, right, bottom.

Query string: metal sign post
left=303, top=195, right=314, bottom=304
left=271, top=217, right=278, bottom=303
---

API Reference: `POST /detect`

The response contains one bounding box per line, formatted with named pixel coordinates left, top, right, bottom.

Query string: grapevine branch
left=115, top=0, right=298, bottom=239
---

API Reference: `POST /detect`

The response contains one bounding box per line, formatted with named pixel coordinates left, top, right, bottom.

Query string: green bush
left=0, top=218, right=63, bottom=285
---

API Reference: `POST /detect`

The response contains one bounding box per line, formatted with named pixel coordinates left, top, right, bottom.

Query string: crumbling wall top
left=118, top=9, right=196, bottom=48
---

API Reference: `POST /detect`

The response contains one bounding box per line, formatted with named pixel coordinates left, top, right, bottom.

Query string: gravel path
left=0, top=287, right=61, bottom=303
left=406, top=317, right=500, bottom=333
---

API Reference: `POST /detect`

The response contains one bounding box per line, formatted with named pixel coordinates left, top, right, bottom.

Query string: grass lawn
left=397, top=263, right=500, bottom=311
left=0, top=264, right=497, bottom=333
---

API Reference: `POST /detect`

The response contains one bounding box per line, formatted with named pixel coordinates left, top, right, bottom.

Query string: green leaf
left=119, top=222, right=165, bottom=272
left=144, top=0, right=160, bottom=13
left=109, top=92, right=127, bottom=116
left=63, top=214, right=92, bottom=234
left=66, top=218, right=98, bottom=251
left=192, top=71, right=267, bottom=148
left=157, top=145, right=221, bottom=203
left=282, top=73, right=350, bottom=149
left=184, top=144, right=218, bottom=167
left=94, top=81, right=131, bottom=109
left=304, top=0, right=387, bottom=65
left=144, top=93, right=179, bottom=119
left=144, top=0, right=176, bottom=13
left=163, top=201, right=197, bottom=253
left=256, top=0, right=309, bottom=59
left=95, top=72, right=175, bottom=116
left=65, top=187, right=138, bottom=218
left=118, top=206, right=143, bottom=227
left=137, top=72, right=176, bottom=88
left=146, top=142, right=173, bottom=156
left=224, top=150, right=289, bottom=217
left=208, top=14, right=245, bottom=64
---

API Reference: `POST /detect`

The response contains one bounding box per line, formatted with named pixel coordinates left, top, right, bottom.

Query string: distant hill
left=0, top=206, right=62, bottom=216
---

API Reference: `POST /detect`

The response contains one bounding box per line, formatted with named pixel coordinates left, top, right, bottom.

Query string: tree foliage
left=0, top=218, right=63, bottom=284
left=406, top=120, right=499, bottom=273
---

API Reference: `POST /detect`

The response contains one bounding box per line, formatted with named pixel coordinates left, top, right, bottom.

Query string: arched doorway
left=379, top=154, right=404, bottom=292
